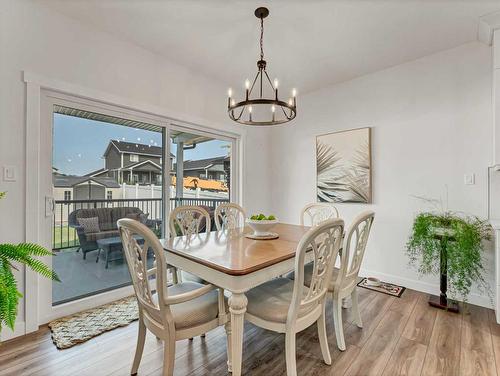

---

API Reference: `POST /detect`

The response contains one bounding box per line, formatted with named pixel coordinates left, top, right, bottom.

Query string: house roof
left=108, top=140, right=163, bottom=157
left=84, top=167, right=109, bottom=177
left=53, top=175, right=121, bottom=188
left=174, top=155, right=229, bottom=171
left=171, top=176, right=228, bottom=192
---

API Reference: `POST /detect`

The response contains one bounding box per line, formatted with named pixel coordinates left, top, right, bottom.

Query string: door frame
left=24, top=71, right=243, bottom=332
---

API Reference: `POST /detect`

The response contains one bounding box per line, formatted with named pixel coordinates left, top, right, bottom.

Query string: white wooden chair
left=168, top=205, right=211, bottom=237
left=300, top=203, right=339, bottom=226
left=214, top=203, right=246, bottom=231
left=332, top=211, right=374, bottom=350
left=117, top=218, right=230, bottom=376
left=245, top=218, right=345, bottom=376
left=290, top=211, right=375, bottom=351
left=168, top=205, right=211, bottom=284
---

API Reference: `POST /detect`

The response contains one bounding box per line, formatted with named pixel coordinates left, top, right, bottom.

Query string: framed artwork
left=316, top=127, right=372, bottom=203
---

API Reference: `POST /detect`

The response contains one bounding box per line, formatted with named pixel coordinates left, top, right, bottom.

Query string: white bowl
left=246, top=218, right=279, bottom=236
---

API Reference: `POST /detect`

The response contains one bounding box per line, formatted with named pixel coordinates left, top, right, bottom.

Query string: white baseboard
left=0, top=320, right=26, bottom=342
left=359, top=268, right=494, bottom=309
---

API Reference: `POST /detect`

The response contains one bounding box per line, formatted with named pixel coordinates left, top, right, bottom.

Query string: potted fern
left=0, top=192, right=59, bottom=334
left=406, top=196, right=492, bottom=311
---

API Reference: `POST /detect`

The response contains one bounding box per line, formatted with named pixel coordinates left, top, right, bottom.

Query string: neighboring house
left=53, top=175, right=121, bottom=201
left=86, top=140, right=173, bottom=185
left=173, top=156, right=230, bottom=182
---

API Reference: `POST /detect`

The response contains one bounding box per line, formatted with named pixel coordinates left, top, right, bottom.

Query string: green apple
left=267, top=215, right=276, bottom=220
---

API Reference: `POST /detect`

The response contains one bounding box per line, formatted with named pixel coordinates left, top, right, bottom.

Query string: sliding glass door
left=35, top=91, right=239, bottom=325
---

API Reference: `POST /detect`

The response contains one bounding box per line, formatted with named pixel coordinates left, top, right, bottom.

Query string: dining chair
left=289, top=211, right=375, bottom=351
left=169, top=205, right=211, bottom=237
left=245, top=218, right=345, bottom=376
left=118, top=218, right=230, bottom=376
left=214, top=203, right=246, bottom=231
left=168, top=205, right=211, bottom=284
left=300, top=203, right=339, bottom=226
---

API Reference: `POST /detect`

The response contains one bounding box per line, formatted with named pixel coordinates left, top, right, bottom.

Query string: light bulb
left=248, top=106, right=253, bottom=113
left=231, top=99, right=235, bottom=106
left=273, top=78, right=279, bottom=88
left=228, top=88, right=232, bottom=97
left=292, top=88, right=297, bottom=97
left=288, top=98, right=293, bottom=106
left=245, top=79, right=250, bottom=89
left=271, top=105, right=276, bottom=113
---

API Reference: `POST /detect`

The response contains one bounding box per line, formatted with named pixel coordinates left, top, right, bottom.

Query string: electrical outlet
left=2, top=166, right=16, bottom=182
left=464, top=173, right=475, bottom=185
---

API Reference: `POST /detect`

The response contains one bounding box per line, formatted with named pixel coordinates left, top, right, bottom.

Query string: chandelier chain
left=260, top=17, right=264, bottom=61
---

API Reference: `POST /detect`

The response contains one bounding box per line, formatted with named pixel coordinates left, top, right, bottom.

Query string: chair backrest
left=169, top=205, right=211, bottom=237
left=336, top=211, right=375, bottom=292
left=300, top=203, right=339, bottom=226
left=118, top=218, right=171, bottom=326
left=288, top=218, right=344, bottom=323
left=214, top=203, right=246, bottom=231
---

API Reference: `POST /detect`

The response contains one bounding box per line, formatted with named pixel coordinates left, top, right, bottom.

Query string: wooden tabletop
left=161, top=223, right=310, bottom=276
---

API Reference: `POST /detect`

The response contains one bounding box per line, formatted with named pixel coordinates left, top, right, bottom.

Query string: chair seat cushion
left=152, top=282, right=221, bottom=329
left=285, top=263, right=339, bottom=292
left=246, top=278, right=314, bottom=324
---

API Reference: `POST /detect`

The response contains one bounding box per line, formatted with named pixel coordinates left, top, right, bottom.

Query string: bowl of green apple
left=246, top=214, right=278, bottom=237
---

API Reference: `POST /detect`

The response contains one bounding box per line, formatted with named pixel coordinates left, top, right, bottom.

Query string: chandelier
left=227, top=7, right=297, bottom=126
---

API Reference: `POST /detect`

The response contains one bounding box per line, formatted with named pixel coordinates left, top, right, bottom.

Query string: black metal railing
left=53, top=197, right=229, bottom=250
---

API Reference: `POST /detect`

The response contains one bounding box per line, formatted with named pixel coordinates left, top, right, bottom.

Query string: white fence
left=121, top=183, right=228, bottom=200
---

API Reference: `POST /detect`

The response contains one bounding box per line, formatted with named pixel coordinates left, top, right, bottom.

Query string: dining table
left=161, top=223, right=311, bottom=376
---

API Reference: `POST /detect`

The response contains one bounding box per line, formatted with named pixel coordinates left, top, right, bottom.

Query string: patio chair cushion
left=151, top=282, right=224, bottom=329
left=77, top=217, right=100, bottom=234
left=86, top=230, right=120, bottom=242
left=125, top=212, right=149, bottom=224
left=285, top=262, right=340, bottom=292
left=246, top=278, right=315, bottom=323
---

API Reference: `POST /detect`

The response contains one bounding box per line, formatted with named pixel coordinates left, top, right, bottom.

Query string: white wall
left=0, top=0, right=271, bottom=338
left=269, top=42, right=494, bottom=307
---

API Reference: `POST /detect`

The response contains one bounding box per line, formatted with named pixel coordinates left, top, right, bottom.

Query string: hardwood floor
left=1, top=288, right=499, bottom=376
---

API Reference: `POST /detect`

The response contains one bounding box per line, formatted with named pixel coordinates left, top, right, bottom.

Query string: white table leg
left=228, top=292, right=247, bottom=376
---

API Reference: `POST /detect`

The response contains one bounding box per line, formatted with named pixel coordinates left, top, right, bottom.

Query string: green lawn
left=53, top=225, right=79, bottom=250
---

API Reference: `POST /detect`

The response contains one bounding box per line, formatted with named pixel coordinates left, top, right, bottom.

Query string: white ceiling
left=36, top=0, right=500, bottom=94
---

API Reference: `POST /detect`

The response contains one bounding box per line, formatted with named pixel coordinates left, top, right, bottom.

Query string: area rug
left=357, top=278, right=405, bottom=298
left=48, top=296, right=138, bottom=349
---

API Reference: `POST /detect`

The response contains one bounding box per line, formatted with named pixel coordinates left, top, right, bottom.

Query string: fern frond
left=0, top=258, right=21, bottom=332
left=16, top=243, right=55, bottom=257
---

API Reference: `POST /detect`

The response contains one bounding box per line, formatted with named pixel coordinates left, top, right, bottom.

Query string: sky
left=53, top=114, right=230, bottom=176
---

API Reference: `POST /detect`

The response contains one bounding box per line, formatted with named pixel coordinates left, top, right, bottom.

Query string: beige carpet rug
left=48, top=296, right=139, bottom=349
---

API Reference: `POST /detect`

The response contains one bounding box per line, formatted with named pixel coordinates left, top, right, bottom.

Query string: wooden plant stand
left=428, top=231, right=459, bottom=313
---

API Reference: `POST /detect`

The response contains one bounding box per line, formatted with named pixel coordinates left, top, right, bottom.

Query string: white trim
left=23, top=70, right=243, bottom=337
left=124, top=159, right=162, bottom=171
left=478, top=11, right=500, bottom=45
left=359, top=268, right=493, bottom=309
left=25, top=81, right=41, bottom=334
left=87, top=168, right=109, bottom=177
left=0, top=321, right=26, bottom=342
